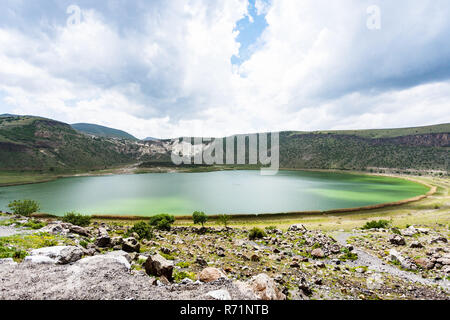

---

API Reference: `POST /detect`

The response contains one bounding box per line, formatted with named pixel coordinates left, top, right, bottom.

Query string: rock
left=217, top=249, right=226, bottom=257
left=315, top=261, right=326, bottom=268
left=111, top=237, right=123, bottom=247
left=247, top=274, right=286, bottom=300
left=69, top=225, right=90, bottom=237
left=95, top=236, right=111, bottom=248
left=436, top=256, right=450, bottom=266
left=414, top=257, right=434, bottom=270
left=311, top=248, right=325, bottom=258
left=206, top=289, right=232, bottom=300
left=75, top=254, right=131, bottom=271
left=196, top=257, right=208, bottom=267
left=198, top=267, right=226, bottom=283
left=122, top=237, right=140, bottom=253
left=0, top=258, right=17, bottom=266
left=106, top=250, right=132, bottom=263
left=389, top=235, right=406, bottom=246
left=389, top=249, right=415, bottom=270
left=24, top=255, right=56, bottom=264
left=250, top=254, right=260, bottom=262
left=402, top=226, right=418, bottom=237
left=430, top=236, right=448, bottom=244
left=144, top=254, right=174, bottom=281
left=330, top=244, right=341, bottom=254
left=410, top=241, right=424, bottom=249
left=30, top=246, right=83, bottom=264
left=288, top=224, right=307, bottom=233
left=40, top=223, right=69, bottom=235
left=298, top=277, right=312, bottom=296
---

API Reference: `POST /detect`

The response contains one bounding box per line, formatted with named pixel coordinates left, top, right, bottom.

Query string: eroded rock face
left=198, top=267, right=226, bottom=283
left=144, top=254, right=174, bottom=281
left=30, top=246, right=83, bottom=265
left=247, top=274, right=286, bottom=300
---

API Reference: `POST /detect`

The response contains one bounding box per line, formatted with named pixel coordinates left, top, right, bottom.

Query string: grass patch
left=173, top=270, right=196, bottom=283
left=362, top=220, right=391, bottom=230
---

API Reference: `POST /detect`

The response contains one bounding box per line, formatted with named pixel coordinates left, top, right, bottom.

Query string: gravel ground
left=0, top=263, right=253, bottom=300
left=333, top=232, right=450, bottom=292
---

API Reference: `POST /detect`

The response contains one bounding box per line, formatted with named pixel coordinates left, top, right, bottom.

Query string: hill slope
left=0, top=115, right=448, bottom=172
left=71, top=123, right=138, bottom=141
left=0, top=116, right=157, bottom=171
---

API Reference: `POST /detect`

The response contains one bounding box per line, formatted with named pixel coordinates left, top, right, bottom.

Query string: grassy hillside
left=0, top=116, right=139, bottom=171
left=71, top=123, right=138, bottom=140
left=0, top=115, right=448, bottom=173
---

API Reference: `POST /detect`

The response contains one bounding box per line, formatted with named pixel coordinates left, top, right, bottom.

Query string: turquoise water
left=0, top=170, right=428, bottom=216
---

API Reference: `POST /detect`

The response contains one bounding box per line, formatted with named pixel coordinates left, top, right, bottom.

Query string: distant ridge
left=72, top=123, right=138, bottom=141
left=144, top=137, right=160, bottom=142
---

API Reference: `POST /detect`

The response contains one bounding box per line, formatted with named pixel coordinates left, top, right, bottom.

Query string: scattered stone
left=430, top=236, right=448, bottom=244
left=206, top=289, right=232, bottom=300
left=144, top=254, right=174, bottom=281
left=122, top=237, right=140, bottom=253
left=288, top=224, right=307, bottom=233
left=414, top=257, right=434, bottom=270
left=95, top=236, right=111, bottom=248
left=196, top=257, right=208, bottom=267
left=410, top=241, right=424, bottom=249
left=69, top=225, right=90, bottom=237
left=389, top=235, right=406, bottom=246
left=199, top=267, right=227, bottom=283
left=311, top=248, right=325, bottom=258
left=250, top=254, right=260, bottom=262
left=247, top=274, right=286, bottom=300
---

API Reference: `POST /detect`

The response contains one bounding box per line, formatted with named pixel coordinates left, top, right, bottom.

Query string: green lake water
left=0, top=170, right=428, bottom=216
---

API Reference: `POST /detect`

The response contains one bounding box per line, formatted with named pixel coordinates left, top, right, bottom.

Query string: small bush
left=173, top=270, right=196, bottom=283
left=217, top=214, right=231, bottom=228
left=248, top=227, right=267, bottom=240
left=176, top=261, right=190, bottom=268
left=7, top=200, right=40, bottom=217
left=192, top=211, right=208, bottom=227
left=79, top=240, right=89, bottom=249
left=62, top=212, right=91, bottom=227
left=22, top=219, right=46, bottom=230
left=127, top=221, right=153, bottom=240
left=149, top=214, right=175, bottom=231
left=362, top=220, right=390, bottom=230
left=0, top=245, right=27, bottom=261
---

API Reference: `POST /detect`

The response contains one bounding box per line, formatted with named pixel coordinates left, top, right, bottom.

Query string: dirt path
left=332, top=232, right=450, bottom=292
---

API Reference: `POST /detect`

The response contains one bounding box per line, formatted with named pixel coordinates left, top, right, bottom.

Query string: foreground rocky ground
left=0, top=214, right=449, bottom=300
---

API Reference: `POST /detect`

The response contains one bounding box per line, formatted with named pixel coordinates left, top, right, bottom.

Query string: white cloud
left=0, top=0, right=449, bottom=139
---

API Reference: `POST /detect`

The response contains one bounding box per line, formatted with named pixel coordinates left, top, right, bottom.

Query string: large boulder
left=247, top=274, right=286, bottom=300
left=0, top=258, right=17, bottom=266
left=389, top=249, right=415, bottom=270
left=206, top=289, right=232, bottom=300
left=198, top=267, right=227, bottom=283
left=122, top=237, right=140, bottom=253
left=75, top=253, right=131, bottom=271
left=144, top=254, right=174, bottom=281
left=24, top=255, right=56, bottom=264
left=30, top=246, right=83, bottom=264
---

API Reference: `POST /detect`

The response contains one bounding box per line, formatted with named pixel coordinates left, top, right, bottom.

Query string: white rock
left=0, top=258, right=17, bottom=266
left=30, top=246, right=83, bottom=264
left=76, top=254, right=131, bottom=271
left=206, top=289, right=232, bottom=300
left=24, top=255, right=56, bottom=264
left=106, top=250, right=132, bottom=263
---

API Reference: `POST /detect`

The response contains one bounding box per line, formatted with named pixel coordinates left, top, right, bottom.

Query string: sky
left=0, top=0, right=449, bottom=139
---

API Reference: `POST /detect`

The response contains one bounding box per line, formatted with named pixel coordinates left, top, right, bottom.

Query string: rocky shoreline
left=0, top=214, right=449, bottom=300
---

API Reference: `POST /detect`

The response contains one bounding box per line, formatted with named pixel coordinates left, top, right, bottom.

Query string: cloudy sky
left=1, top=0, right=449, bottom=139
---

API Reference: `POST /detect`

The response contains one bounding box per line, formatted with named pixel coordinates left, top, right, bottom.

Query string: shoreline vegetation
left=0, top=165, right=447, bottom=232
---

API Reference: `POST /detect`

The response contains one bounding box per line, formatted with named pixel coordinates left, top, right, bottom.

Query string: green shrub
left=218, top=214, right=231, bottom=228
left=192, top=211, right=208, bottom=227
left=362, top=220, right=390, bottom=230
left=22, top=219, right=46, bottom=230
left=176, top=261, right=191, bottom=268
left=79, top=240, right=89, bottom=249
left=7, top=200, right=40, bottom=217
left=0, top=244, right=28, bottom=261
left=173, top=270, right=196, bottom=283
left=248, top=227, right=267, bottom=240
left=62, top=212, right=91, bottom=227
left=339, top=248, right=358, bottom=262
left=127, top=221, right=153, bottom=240
left=149, top=214, right=175, bottom=231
